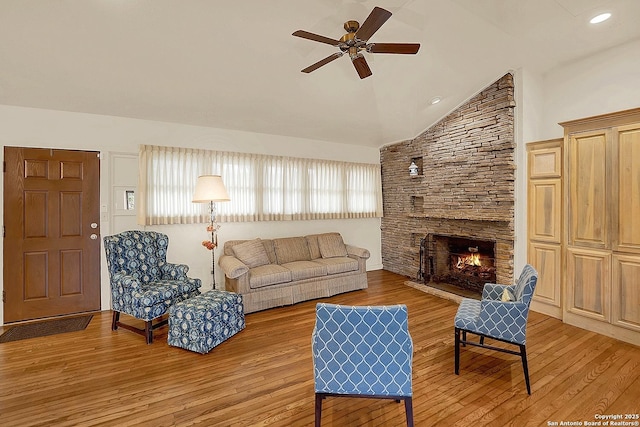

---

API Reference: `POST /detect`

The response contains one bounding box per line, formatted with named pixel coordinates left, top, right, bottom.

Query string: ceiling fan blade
left=352, top=55, right=372, bottom=79
left=301, top=53, right=343, bottom=73
left=356, top=7, right=392, bottom=42
left=368, top=43, right=420, bottom=54
left=292, top=30, right=340, bottom=46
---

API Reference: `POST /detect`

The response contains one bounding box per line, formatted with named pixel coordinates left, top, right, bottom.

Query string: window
left=138, top=145, right=382, bottom=225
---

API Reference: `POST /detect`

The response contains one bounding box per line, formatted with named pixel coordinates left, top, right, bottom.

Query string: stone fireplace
left=380, top=74, right=516, bottom=289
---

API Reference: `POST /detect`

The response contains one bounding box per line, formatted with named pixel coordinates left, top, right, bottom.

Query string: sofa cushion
left=249, top=264, right=292, bottom=289
left=314, top=257, right=359, bottom=274
left=274, top=237, right=311, bottom=264
left=281, top=260, right=328, bottom=281
left=318, top=233, right=348, bottom=258
left=262, top=239, right=278, bottom=264
left=305, top=234, right=322, bottom=260
left=232, top=238, right=270, bottom=268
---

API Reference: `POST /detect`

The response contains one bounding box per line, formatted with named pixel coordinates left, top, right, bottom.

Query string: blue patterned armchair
left=312, top=303, right=414, bottom=427
left=104, top=231, right=202, bottom=344
left=454, top=264, right=538, bottom=394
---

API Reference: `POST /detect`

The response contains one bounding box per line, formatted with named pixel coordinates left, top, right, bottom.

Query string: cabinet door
left=529, top=242, right=562, bottom=313
left=528, top=179, right=562, bottom=243
left=612, top=255, right=640, bottom=332
left=529, top=145, right=561, bottom=178
left=568, top=130, right=609, bottom=249
left=613, top=123, right=640, bottom=253
left=565, top=247, right=611, bottom=322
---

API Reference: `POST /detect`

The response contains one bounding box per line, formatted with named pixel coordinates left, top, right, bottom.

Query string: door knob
left=90, top=234, right=98, bottom=240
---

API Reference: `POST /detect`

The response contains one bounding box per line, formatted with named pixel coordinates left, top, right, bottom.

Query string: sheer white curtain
left=138, top=144, right=382, bottom=225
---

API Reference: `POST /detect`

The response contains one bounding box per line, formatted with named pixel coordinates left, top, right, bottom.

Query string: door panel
left=529, top=145, right=561, bottom=178
left=568, top=131, right=609, bottom=249
left=4, top=147, right=101, bottom=323
left=528, top=179, right=561, bottom=243
left=565, top=247, right=610, bottom=322
left=614, top=124, right=640, bottom=253
left=612, top=255, right=640, bottom=332
left=529, top=242, right=561, bottom=308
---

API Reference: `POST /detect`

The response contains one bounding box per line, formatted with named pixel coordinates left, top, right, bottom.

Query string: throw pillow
left=501, top=287, right=515, bottom=302
left=273, top=237, right=311, bottom=264
left=232, top=239, right=270, bottom=268
left=318, top=233, right=348, bottom=258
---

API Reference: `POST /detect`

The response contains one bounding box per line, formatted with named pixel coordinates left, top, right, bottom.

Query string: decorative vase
left=409, top=161, right=419, bottom=176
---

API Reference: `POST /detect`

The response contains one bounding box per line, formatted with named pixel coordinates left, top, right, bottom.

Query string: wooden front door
left=3, top=147, right=101, bottom=323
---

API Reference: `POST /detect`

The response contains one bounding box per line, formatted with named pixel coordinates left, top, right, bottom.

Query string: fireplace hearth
left=419, top=234, right=496, bottom=294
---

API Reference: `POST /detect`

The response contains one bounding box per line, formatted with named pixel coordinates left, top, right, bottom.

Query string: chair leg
left=404, top=397, right=414, bottom=427
left=462, top=330, right=467, bottom=347
left=111, top=311, right=120, bottom=331
left=454, top=328, right=460, bottom=375
left=145, top=320, right=153, bottom=344
left=520, top=344, right=531, bottom=395
left=479, top=336, right=485, bottom=345
left=315, top=393, right=323, bottom=427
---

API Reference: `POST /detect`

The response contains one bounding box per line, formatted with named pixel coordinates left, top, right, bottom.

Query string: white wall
left=539, top=38, right=640, bottom=140
left=0, top=106, right=382, bottom=325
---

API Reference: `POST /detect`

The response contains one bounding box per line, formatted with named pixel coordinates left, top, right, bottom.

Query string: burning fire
left=456, top=253, right=482, bottom=269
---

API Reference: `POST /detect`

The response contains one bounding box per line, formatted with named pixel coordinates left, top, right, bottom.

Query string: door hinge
left=2, top=290, right=5, bottom=304
left=2, top=225, right=4, bottom=238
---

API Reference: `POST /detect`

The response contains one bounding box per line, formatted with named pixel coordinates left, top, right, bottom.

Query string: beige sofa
left=219, top=232, right=370, bottom=313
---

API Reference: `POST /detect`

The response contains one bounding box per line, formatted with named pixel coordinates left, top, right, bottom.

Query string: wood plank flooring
left=1, top=270, right=639, bottom=426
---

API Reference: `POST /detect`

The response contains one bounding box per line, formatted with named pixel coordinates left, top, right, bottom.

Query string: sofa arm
left=346, top=244, right=370, bottom=259
left=219, top=255, right=250, bottom=279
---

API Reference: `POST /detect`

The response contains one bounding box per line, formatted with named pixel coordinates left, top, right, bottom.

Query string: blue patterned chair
left=312, top=303, right=414, bottom=427
left=454, top=264, right=538, bottom=394
left=104, top=231, right=202, bottom=344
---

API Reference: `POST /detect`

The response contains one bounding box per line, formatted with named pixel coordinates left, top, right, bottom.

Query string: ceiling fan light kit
left=292, top=6, right=420, bottom=79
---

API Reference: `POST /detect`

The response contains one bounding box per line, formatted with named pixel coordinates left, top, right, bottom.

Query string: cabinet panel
left=566, top=247, right=610, bottom=322
left=528, top=179, right=561, bottom=243
left=529, top=146, right=561, bottom=178
left=614, top=124, right=640, bottom=253
left=612, top=255, right=640, bottom=332
left=529, top=242, right=561, bottom=308
left=568, top=131, right=608, bottom=249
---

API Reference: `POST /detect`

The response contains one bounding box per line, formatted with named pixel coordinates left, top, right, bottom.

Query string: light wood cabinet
left=527, top=139, right=563, bottom=318
left=559, top=108, right=640, bottom=346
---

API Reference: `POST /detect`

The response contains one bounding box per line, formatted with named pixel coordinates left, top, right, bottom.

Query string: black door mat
left=0, top=315, right=93, bottom=343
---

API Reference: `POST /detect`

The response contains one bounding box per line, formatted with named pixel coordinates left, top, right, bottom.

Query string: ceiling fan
left=292, top=6, right=420, bottom=79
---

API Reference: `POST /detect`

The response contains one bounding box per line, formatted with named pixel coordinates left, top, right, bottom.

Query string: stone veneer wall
left=380, top=73, right=516, bottom=285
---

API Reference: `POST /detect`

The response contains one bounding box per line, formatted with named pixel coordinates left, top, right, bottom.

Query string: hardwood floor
left=1, top=270, right=639, bottom=426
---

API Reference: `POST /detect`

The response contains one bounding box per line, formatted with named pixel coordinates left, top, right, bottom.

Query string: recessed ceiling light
left=430, top=97, right=442, bottom=105
left=590, top=13, right=611, bottom=24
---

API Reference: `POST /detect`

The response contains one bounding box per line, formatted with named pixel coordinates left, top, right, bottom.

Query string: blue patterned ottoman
left=168, top=290, right=245, bottom=354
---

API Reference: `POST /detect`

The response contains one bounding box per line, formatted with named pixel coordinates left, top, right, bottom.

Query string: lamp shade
left=192, top=175, right=230, bottom=202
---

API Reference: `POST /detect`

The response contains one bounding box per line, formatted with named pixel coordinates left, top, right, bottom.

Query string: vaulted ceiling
left=1, top=0, right=639, bottom=148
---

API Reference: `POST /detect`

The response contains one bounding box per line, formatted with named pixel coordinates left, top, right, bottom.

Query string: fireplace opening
left=419, top=234, right=496, bottom=295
